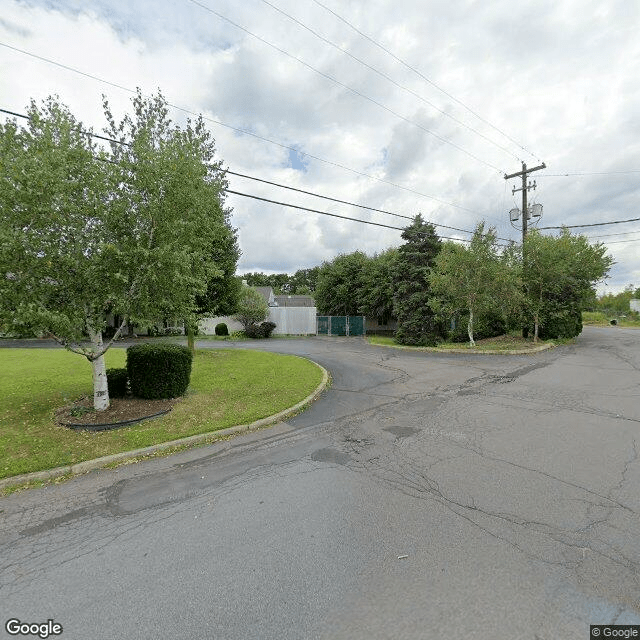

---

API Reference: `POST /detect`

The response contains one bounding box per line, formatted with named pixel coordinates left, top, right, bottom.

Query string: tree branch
left=97, top=315, right=129, bottom=357
left=48, top=333, right=94, bottom=359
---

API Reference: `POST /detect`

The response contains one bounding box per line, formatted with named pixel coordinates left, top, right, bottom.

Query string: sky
left=1, top=0, right=639, bottom=293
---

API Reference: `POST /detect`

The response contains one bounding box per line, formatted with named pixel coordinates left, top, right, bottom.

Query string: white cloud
left=1, top=0, right=638, bottom=290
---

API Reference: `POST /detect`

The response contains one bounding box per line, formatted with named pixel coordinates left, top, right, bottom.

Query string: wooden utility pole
left=504, top=162, right=546, bottom=244
left=505, top=162, right=546, bottom=338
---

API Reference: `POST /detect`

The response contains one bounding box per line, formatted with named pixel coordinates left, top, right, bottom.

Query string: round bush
left=106, top=367, right=128, bottom=398
left=215, top=322, right=229, bottom=336
left=538, top=308, right=583, bottom=340
left=260, top=321, right=276, bottom=338
left=126, top=342, right=193, bottom=399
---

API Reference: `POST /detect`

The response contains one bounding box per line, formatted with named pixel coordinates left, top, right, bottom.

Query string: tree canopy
left=234, top=286, right=269, bottom=330
left=429, top=223, right=521, bottom=345
left=393, top=214, right=444, bottom=346
left=315, top=251, right=369, bottom=316
left=0, top=91, right=237, bottom=409
left=524, top=229, right=613, bottom=340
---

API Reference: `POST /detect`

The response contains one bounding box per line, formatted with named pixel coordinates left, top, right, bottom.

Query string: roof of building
left=254, top=287, right=275, bottom=303
left=273, top=295, right=316, bottom=308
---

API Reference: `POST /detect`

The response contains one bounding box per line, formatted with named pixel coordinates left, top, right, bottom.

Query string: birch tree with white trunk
left=429, top=223, right=521, bottom=346
left=0, top=92, right=235, bottom=410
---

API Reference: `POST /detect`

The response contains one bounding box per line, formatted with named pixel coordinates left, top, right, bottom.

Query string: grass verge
left=0, top=347, right=323, bottom=481
left=582, top=311, right=640, bottom=328
left=367, top=334, right=555, bottom=352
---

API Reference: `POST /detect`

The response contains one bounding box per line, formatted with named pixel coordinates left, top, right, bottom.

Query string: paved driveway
left=1, top=327, right=639, bottom=639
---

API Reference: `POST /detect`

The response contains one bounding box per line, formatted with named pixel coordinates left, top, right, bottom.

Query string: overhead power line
left=586, top=230, right=640, bottom=239
left=0, top=43, right=485, bottom=219
left=540, top=217, right=640, bottom=230
left=309, top=0, right=543, bottom=164
left=2, top=106, right=509, bottom=240
left=226, top=189, right=498, bottom=244
left=258, top=0, right=521, bottom=163
left=185, top=0, right=504, bottom=174
left=1, top=107, right=493, bottom=233
left=227, top=170, right=511, bottom=239
left=539, top=170, right=640, bottom=177
left=593, top=238, right=640, bottom=245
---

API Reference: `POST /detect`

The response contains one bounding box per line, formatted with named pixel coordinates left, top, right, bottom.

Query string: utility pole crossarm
left=504, top=163, right=546, bottom=180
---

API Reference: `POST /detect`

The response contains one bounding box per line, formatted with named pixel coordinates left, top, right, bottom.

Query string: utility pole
left=504, top=162, right=546, bottom=244
left=505, top=161, right=546, bottom=338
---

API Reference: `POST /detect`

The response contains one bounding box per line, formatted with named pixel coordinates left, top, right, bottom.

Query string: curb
left=0, top=359, right=330, bottom=493
left=367, top=340, right=554, bottom=355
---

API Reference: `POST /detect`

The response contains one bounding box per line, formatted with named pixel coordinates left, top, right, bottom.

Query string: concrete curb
left=0, top=359, right=330, bottom=492
left=367, top=340, right=555, bottom=355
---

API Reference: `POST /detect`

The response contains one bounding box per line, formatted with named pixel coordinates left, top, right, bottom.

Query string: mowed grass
left=0, top=347, right=324, bottom=479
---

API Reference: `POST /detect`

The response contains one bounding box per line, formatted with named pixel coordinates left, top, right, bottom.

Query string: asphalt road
left=1, top=327, right=640, bottom=639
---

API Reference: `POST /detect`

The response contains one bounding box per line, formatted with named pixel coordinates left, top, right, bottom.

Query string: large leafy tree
left=0, top=91, right=236, bottom=410
left=393, top=215, right=444, bottom=346
left=234, top=286, right=269, bottom=330
left=358, top=248, right=398, bottom=324
left=287, top=266, right=320, bottom=295
left=524, top=229, right=613, bottom=340
left=429, top=223, right=521, bottom=345
left=190, top=226, right=241, bottom=351
left=315, top=251, right=369, bottom=316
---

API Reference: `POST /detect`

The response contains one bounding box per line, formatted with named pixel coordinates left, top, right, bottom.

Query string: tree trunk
left=186, top=320, right=195, bottom=353
left=467, top=308, right=475, bottom=346
left=533, top=314, right=539, bottom=343
left=89, top=329, right=110, bottom=411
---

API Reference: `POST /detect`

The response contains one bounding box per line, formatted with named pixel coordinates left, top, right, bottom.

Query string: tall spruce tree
left=393, top=215, right=444, bottom=346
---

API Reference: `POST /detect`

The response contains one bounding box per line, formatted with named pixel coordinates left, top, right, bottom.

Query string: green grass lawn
left=367, top=334, right=553, bottom=352
left=582, top=311, right=640, bottom=328
left=0, top=347, right=324, bottom=480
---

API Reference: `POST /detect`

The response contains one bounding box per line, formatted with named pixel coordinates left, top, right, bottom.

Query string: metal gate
left=316, top=316, right=365, bottom=336
left=317, top=316, right=329, bottom=335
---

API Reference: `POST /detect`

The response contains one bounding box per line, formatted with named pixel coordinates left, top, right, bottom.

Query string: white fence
left=198, top=316, right=244, bottom=335
left=268, top=307, right=317, bottom=335
left=199, top=307, right=317, bottom=336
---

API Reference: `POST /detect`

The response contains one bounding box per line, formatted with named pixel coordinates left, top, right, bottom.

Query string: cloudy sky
left=1, top=0, right=639, bottom=291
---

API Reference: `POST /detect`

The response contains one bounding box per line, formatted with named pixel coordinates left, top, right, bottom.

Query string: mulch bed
left=56, top=395, right=180, bottom=429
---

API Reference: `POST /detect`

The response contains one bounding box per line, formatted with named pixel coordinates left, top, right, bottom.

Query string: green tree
left=234, top=286, right=269, bottom=330
left=594, top=284, right=637, bottom=315
left=393, top=215, right=443, bottom=346
left=315, top=251, right=369, bottom=315
left=190, top=229, right=241, bottom=351
left=0, top=92, right=234, bottom=410
left=359, top=248, right=398, bottom=324
left=289, top=266, right=320, bottom=295
left=524, top=229, right=613, bottom=340
left=429, top=223, right=521, bottom=345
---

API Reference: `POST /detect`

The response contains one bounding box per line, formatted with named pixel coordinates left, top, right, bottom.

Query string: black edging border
left=61, top=409, right=172, bottom=432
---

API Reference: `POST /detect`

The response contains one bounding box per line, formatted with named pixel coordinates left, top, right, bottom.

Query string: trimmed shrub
left=260, top=321, right=276, bottom=338
left=215, top=322, right=229, bottom=336
left=126, top=342, right=193, bottom=399
left=538, top=307, right=583, bottom=340
left=106, top=367, right=128, bottom=398
left=245, top=321, right=277, bottom=339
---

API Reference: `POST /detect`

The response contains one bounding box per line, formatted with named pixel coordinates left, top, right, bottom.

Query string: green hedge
left=106, top=367, right=128, bottom=398
left=126, top=342, right=193, bottom=399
